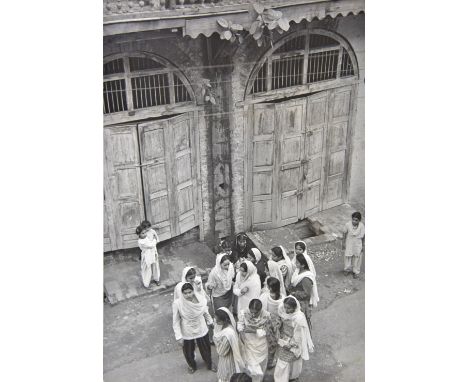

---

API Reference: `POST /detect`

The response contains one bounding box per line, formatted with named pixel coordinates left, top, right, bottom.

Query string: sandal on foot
left=187, top=367, right=196, bottom=374
left=210, top=364, right=217, bottom=373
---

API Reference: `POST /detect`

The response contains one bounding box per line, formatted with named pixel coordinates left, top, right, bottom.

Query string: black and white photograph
left=103, top=1, right=364, bottom=381
left=3, top=1, right=468, bottom=382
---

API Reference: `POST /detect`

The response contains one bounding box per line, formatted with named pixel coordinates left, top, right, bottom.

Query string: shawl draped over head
left=211, top=252, right=235, bottom=291
left=237, top=260, right=260, bottom=288
left=276, top=246, right=293, bottom=287
left=294, top=241, right=317, bottom=278
left=266, top=260, right=287, bottom=297
left=291, top=252, right=319, bottom=307
left=174, top=283, right=209, bottom=323
left=278, top=296, right=314, bottom=360
left=259, top=289, right=285, bottom=314
left=214, top=307, right=246, bottom=372
left=174, top=266, right=206, bottom=301
left=250, top=248, right=262, bottom=264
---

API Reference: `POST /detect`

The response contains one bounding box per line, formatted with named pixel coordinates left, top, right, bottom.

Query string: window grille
left=340, top=49, right=355, bottom=77
left=174, top=74, right=192, bottom=103
left=103, top=55, right=193, bottom=115
left=131, top=74, right=170, bottom=109
left=272, top=55, right=304, bottom=90
left=250, top=32, right=356, bottom=95
left=252, top=63, right=268, bottom=94
left=307, top=49, right=339, bottom=83
left=103, top=79, right=127, bottom=114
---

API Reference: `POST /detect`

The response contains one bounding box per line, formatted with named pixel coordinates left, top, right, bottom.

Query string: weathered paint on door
left=138, top=114, right=198, bottom=242
left=104, top=124, right=146, bottom=250
left=104, top=113, right=199, bottom=251
left=249, top=86, right=354, bottom=230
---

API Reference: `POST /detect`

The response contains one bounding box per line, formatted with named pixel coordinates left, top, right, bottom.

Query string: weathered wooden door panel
left=172, top=113, right=198, bottom=235
left=139, top=113, right=198, bottom=241
left=104, top=125, right=145, bottom=249
left=248, top=85, right=354, bottom=231
left=276, top=99, right=306, bottom=226
left=323, top=86, right=352, bottom=209
left=139, top=120, right=174, bottom=242
left=104, top=193, right=112, bottom=252
left=251, top=104, right=276, bottom=230
left=304, top=91, right=329, bottom=215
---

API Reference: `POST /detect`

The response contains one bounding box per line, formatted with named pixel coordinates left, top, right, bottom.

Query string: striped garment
left=214, top=335, right=236, bottom=382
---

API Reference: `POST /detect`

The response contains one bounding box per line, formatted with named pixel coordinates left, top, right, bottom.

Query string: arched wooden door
left=247, top=85, right=354, bottom=231
left=104, top=112, right=199, bottom=251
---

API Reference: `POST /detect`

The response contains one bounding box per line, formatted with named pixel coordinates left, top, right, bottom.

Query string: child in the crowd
left=343, top=212, right=365, bottom=279
left=213, top=307, right=246, bottom=382
left=274, top=296, right=314, bottom=382
left=233, top=261, right=261, bottom=315
left=172, top=283, right=217, bottom=374
left=141, top=220, right=161, bottom=285
left=136, top=225, right=158, bottom=288
left=237, top=299, right=271, bottom=382
left=259, top=277, right=284, bottom=369
left=271, top=246, right=293, bottom=289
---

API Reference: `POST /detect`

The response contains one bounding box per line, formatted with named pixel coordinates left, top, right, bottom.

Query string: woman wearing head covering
left=172, top=283, right=217, bottom=374
left=288, top=253, right=319, bottom=334
left=206, top=253, right=235, bottom=312
left=264, top=260, right=287, bottom=297
left=246, top=248, right=266, bottom=275
left=259, top=277, right=285, bottom=369
left=233, top=260, right=261, bottom=314
left=174, top=266, right=208, bottom=301
left=213, top=307, right=246, bottom=382
left=271, top=246, right=293, bottom=289
left=237, top=299, right=271, bottom=382
left=292, top=240, right=317, bottom=277
left=230, top=233, right=251, bottom=267
left=274, top=296, right=314, bottom=382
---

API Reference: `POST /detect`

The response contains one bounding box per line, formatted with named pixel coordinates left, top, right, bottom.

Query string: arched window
left=103, top=54, right=193, bottom=115
left=248, top=30, right=357, bottom=96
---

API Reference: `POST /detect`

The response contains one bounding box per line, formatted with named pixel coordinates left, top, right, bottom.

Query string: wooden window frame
left=245, top=29, right=359, bottom=99
left=103, top=53, right=196, bottom=123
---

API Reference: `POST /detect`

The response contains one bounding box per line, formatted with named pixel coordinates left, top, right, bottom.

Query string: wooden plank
left=193, top=110, right=204, bottom=241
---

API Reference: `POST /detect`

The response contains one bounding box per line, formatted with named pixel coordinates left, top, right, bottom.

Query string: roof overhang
left=104, top=0, right=365, bottom=38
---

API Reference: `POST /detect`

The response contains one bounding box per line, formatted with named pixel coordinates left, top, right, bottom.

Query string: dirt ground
left=104, top=240, right=365, bottom=375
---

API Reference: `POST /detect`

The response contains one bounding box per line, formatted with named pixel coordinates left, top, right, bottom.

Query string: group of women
left=172, top=233, right=319, bottom=382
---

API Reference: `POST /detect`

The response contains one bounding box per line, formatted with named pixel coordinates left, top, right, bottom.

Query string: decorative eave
left=104, top=0, right=365, bottom=38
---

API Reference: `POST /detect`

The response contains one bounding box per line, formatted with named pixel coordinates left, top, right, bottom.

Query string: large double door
left=248, top=86, right=354, bottom=230
left=104, top=113, right=199, bottom=251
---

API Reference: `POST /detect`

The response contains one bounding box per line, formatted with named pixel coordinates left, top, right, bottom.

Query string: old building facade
left=103, top=0, right=365, bottom=251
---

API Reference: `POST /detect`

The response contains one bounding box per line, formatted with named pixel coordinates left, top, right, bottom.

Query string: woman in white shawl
left=174, top=266, right=208, bottom=301
left=136, top=225, right=158, bottom=289
left=292, top=240, right=317, bottom=277
left=237, top=299, right=271, bottom=382
left=206, top=253, right=235, bottom=311
left=271, top=246, right=293, bottom=289
left=233, top=260, right=261, bottom=314
left=213, top=307, right=246, bottom=382
left=274, top=296, right=314, bottom=382
left=288, top=253, right=320, bottom=333
left=172, top=283, right=216, bottom=374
